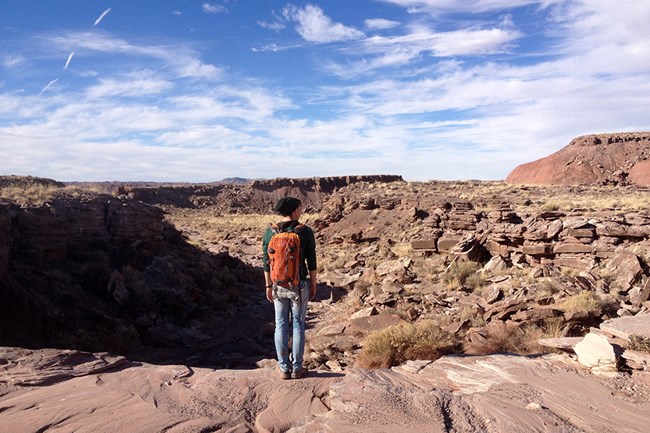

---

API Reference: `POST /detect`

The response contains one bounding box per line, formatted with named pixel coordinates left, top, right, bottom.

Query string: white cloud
left=377, top=0, right=558, bottom=14
left=365, top=18, right=401, bottom=30
left=257, top=20, right=285, bottom=32
left=63, top=52, right=74, bottom=70
left=282, top=4, right=365, bottom=43
left=429, top=27, right=521, bottom=56
left=251, top=43, right=283, bottom=52
left=157, top=125, right=252, bottom=147
left=39, top=79, right=58, bottom=95
left=177, top=59, right=222, bottom=79
left=93, top=8, right=112, bottom=26
left=202, top=3, right=226, bottom=14
left=3, top=55, right=26, bottom=69
left=324, top=25, right=520, bottom=77
left=48, top=32, right=223, bottom=79
left=85, top=72, right=173, bottom=98
left=549, top=1, right=650, bottom=75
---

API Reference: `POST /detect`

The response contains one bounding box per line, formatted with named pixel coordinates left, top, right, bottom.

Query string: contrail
left=63, top=52, right=74, bottom=70
left=39, top=78, right=58, bottom=95
left=93, top=7, right=112, bottom=26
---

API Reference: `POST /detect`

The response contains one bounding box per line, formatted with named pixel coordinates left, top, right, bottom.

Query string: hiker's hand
left=310, top=283, right=317, bottom=300
left=266, top=286, right=273, bottom=302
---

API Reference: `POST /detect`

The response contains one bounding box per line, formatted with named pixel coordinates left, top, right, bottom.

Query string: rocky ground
left=3, top=346, right=650, bottom=433
left=3, top=172, right=650, bottom=432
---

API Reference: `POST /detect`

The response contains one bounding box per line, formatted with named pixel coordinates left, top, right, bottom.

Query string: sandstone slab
left=600, top=314, right=650, bottom=340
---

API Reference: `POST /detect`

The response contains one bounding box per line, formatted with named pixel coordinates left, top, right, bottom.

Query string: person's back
left=262, top=197, right=317, bottom=379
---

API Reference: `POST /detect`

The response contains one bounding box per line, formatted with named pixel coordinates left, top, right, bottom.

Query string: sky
left=1, top=0, right=649, bottom=182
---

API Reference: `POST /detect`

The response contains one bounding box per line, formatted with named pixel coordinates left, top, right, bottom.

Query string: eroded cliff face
left=0, top=193, right=261, bottom=358
left=506, top=132, right=650, bottom=186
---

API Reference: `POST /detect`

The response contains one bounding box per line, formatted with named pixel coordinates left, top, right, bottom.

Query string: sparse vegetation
left=555, top=291, right=602, bottom=314
left=628, top=335, right=650, bottom=353
left=465, top=320, right=562, bottom=356
left=444, top=261, right=483, bottom=289
left=356, top=320, right=462, bottom=369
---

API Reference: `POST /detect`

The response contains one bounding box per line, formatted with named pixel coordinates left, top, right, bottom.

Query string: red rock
left=506, top=132, right=650, bottom=186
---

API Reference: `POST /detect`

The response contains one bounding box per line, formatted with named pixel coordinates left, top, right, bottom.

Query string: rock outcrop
left=123, top=175, right=404, bottom=212
left=3, top=347, right=650, bottom=433
left=0, top=192, right=262, bottom=360
left=506, top=132, right=650, bottom=185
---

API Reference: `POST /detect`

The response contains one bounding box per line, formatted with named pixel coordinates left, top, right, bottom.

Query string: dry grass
left=628, top=335, right=650, bottom=353
left=555, top=291, right=602, bottom=314
left=444, top=261, right=484, bottom=289
left=356, top=320, right=462, bottom=369
left=0, top=185, right=64, bottom=206
left=390, top=242, right=412, bottom=258
left=465, top=319, right=563, bottom=356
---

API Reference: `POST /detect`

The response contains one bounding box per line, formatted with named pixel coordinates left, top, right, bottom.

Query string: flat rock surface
left=600, top=314, right=650, bottom=340
left=3, top=348, right=650, bottom=433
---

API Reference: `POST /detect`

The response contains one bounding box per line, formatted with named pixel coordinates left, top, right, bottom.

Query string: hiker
left=262, top=197, right=317, bottom=379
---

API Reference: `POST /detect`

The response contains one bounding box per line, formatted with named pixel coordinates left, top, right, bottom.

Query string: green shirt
left=262, top=220, right=317, bottom=280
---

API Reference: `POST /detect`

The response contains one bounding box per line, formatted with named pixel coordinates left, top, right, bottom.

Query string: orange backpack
left=268, top=224, right=304, bottom=288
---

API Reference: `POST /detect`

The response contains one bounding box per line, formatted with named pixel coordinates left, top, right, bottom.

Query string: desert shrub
left=464, top=271, right=487, bottom=289
left=555, top=291, right=602, bottom=314
left=458, top=306, right=486, bottom=327
left=628, top=335, right=650, bottom=353
left=356, top=320, right=461, bottom=369
left=464, top=320, right=559, bottom=356
left=444, top=261, right=482, bottom=289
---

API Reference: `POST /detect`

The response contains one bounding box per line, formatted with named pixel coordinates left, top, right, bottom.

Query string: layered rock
left=3, top=347, right=650, bottom=433
left=123, top=175, right=404, bottom=212
left=0, top=192, right=261, bottom=358
left=506, top=132, right=650, bottom=186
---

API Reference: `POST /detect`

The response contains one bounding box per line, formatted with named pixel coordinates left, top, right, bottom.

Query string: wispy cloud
left=2, top=55, right=26, bottom=69
left=85, top=71, right=173, bottom=99
left=251, top=43, right=285, bottom=53
left=39, top=79, right=58, bottom=95
left=93, top=8, right=112, bottom=26
left=48, top=32, right=223, bottom=79
left=202, top=3, right=226, bottom=14
left=63, top=51, right=74, bottom=70
left=377, top=0, right=559, bottom=14
left=282, top=4, right=365, bottom=43
left=365, top=18, right=400, bottom=30
left=257, top=20, right=285, bottom=32
left=324, top=24, right=520, bottom=78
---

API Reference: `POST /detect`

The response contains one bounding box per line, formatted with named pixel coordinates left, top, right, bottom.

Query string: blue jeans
left=273, top=281, right=309, bottom=373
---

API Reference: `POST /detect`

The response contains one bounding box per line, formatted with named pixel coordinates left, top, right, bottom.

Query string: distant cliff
left=125, top=175, right=404, bottom=212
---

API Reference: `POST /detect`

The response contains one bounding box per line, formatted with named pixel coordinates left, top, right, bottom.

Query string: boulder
left=573, top=333, right=621, bottom=375
left=605, top=252, right=644, bottom=291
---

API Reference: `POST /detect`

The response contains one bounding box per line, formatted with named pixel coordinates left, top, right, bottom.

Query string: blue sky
left=1, top=0, right=649, bottom=181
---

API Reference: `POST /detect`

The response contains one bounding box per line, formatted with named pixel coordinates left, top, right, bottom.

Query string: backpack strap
left=271, top=221, right=305, bottom=233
